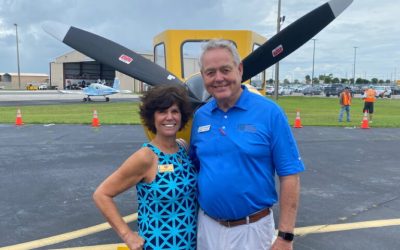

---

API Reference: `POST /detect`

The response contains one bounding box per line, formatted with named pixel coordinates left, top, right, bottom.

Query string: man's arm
left=271, top=174, right=300, bottom=250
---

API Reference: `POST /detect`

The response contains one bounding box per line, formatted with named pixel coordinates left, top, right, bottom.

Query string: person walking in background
left=363, top=85, right=377, bottom=123
left=338, top=86, right=352, bottom=122
left=190, top=39, right=305, bottom=250
left=93, top=85, right=197, bottom=250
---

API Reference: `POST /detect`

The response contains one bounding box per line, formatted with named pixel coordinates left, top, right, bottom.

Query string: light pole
left=14, top=23, right=21, bottom=89
left=311, top=38, right=317, bottom=87
left=274, top=0, right=283, bottom=100
left=352, top=46, right=357, bottom=85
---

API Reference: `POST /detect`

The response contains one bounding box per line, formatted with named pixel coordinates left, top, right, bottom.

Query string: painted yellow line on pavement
left=2, top=217, right=400, bottom=250
left=40, top=218, right=400, bottom=250
left=295, top=218, right=400, bottom=236
left=0, top=214, right=137, bottom=250
left=51, top=243, right=126, bottom=250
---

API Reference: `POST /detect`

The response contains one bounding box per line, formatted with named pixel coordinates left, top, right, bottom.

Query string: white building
left=0, top=72, right=49, bottom=90
left=49, top=50, right=152, bottom=92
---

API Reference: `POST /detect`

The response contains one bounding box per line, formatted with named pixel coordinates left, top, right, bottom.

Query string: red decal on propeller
left=119, top=54, right=133, bottom=64
left=272, top=45, right=283, bottom=57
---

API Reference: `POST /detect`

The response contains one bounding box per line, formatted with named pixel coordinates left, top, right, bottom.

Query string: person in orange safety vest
left=363, top=86, right=377, bottom=123
left=338, top=86, right=352, bottom=122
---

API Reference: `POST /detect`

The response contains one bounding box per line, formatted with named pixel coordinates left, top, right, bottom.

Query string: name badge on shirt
left=198, top=125, right=211, bottom=133
left=158, top=164, right=174, bottom=173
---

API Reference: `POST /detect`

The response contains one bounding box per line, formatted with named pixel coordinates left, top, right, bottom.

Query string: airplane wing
left=241, top=0, right=353, bottom=82
left=58, top=90, right=84, bottom=94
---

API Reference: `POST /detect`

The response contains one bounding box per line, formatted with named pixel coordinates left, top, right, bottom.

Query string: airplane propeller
left=242, top=0, right=353, bottom=82
left=43, top=0, right=353, bottom=108
left=42, top=22, right=202, bottom=105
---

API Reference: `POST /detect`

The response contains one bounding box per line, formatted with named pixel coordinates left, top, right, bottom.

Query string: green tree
left=320, top=73, right=333, bottom=83
left=332, top=77, right=340, bottom=83
left=356, top=78, right=364, bottom=84
left=305, top=75, right=311, bottom=84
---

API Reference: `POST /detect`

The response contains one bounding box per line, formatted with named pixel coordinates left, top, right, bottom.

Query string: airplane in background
left=59, top=77, right=132, bottom=102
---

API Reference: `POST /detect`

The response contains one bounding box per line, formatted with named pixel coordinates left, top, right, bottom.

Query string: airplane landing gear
left=83, top=97, right=87, bottom=102
left=105, top=97, right=110, bottom=102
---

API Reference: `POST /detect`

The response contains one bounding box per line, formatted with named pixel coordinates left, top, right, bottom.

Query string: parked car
left=266, top=86, right=274, bottom=95
left=280, top=86, right=293, bottom=95
left=374, top=86, right=391, bottom=98
left=324, top=84, right=356, bottom=97
left=302, top=86, right=322, bottom=95
left=323, top=84, right=344, bottom=97
left=350, top=85, right=363, bottom=95
left=38, top=84, right=48, bottom=90
left=391, top=85, right=400, bottom=95
left=250, top=79, right=264, bottom=90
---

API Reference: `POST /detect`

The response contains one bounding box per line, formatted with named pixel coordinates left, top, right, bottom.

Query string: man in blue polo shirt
left=190, top=39, right=305, bottom=250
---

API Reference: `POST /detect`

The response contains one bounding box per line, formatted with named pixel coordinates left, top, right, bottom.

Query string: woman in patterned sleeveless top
left=93, top=85, right=197, bottom=250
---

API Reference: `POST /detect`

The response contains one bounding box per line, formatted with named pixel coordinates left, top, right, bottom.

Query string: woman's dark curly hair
left=139, top=85, right=192, bottom=134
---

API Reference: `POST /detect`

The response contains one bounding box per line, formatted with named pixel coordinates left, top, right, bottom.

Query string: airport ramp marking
left=294, top=218, right=400, bottom=235
left=2, top=217, right=400, bottom=250
left=0, top=214, right=137, bottom=250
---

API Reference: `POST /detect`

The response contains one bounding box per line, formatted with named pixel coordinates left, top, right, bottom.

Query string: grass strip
left=1, top=96, right=399, bottom=127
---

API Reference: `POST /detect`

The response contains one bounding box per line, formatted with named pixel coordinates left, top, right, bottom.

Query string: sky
left=0, top=0, right=399, bottom=83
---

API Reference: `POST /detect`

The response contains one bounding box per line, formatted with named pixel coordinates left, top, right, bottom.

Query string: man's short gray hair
left=199, top=39, right=241, bottom=70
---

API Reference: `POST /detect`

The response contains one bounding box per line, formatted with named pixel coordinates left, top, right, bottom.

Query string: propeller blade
left=43, top=22, right=187, bottom=88
left=241, top=0, right=353, bottom=82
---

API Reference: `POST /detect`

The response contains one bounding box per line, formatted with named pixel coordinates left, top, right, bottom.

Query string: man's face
left=200, top=47, right=243, bottom=104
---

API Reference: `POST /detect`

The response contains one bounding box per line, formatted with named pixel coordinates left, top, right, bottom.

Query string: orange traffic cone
left=360, top=111, right=369, bottom=129
left=293, top=110, right=303, bottom=128
left=92, top=110, right=100, bottom=127
left=15, top=108, right=24, bottom=126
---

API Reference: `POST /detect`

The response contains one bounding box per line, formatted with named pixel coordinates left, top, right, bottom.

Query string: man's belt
left=216, top=207, right=271, bottom=228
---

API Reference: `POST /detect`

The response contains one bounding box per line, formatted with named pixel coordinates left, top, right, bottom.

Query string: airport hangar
left=49, top=50, right=151, bottom=92
left=49, top=50, right=199, bottom=92
left=1, top=49, right=199, bottom=92
left=0, top=72, right=49, bottom=90
left=0, top=50, right=154, bottom=91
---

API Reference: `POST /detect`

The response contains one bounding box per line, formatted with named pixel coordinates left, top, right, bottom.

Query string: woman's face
left=154, top=103, right=182, bottom=136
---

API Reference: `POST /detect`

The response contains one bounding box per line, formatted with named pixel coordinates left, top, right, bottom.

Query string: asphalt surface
left=1, top=92, right=399, bottom=250
left=0, top=90, right=139, bottom=106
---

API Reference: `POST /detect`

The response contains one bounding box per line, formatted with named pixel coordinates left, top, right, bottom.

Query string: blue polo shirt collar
left=210, top=85, right=249, bottom=112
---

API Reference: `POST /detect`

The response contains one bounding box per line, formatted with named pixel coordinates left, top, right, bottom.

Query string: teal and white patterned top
left=136, top=142, right=198, bottom=250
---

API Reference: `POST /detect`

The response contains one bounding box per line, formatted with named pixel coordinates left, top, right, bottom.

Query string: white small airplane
left=59, top=77, right=131, bottom=102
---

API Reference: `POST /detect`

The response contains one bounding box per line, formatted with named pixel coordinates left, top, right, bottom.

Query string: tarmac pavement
left=1, top=91, right=399, bottom=250
left=1, top=124, right=399, bottom=250
left=0, top=90, right=139, bottom=106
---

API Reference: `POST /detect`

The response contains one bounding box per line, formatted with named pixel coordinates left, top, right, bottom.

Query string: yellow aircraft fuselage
left=144, top=30, right=267, bottom=142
